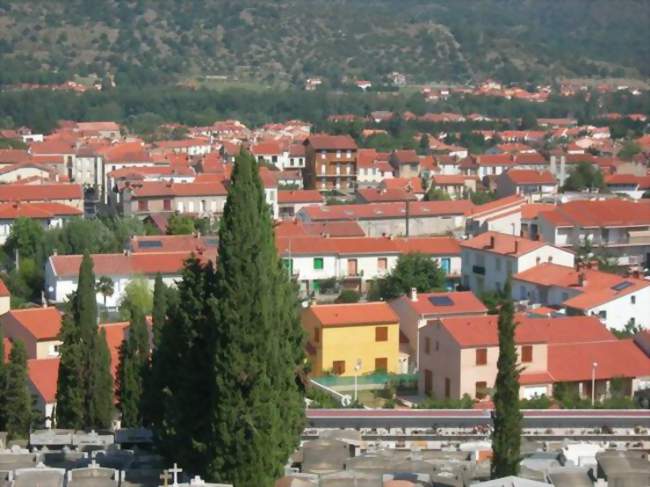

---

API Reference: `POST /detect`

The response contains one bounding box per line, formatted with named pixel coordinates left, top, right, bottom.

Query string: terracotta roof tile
left=0, top=202, right=82, bottom=219
left=305, top=302, right=398, bottom=326
left=130, top=181, right=227, bottom=197
left=0, top=183, right=83, bottom=202
left=400, top=291, right=487, bottom=317
left=460, top=231, right=548, bottom=257
left=278, top=190, right=324, bottom=204
left=305, top=134, right=357, bottom=151
left=0, top=307, right=62, bottom=341
left=505, top=170, right=556, bottom=185
left=28, top=358, right=60, bottom=403
left=540, top=200, right=650, bottom=228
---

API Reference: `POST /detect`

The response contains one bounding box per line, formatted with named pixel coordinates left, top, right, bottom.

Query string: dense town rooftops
left=300, top=200, right=474, bottom=221
left=277, top=190, right=324, bottom=204
left=305, top=302, right=399, bottom=327
left=540, top=200, right=650, bottom=228
left=0, top=307, right=62, bottom=341
left=274, top=220, right=366, bottom=239
left=129, top=180, right=227, bottom=197
left=130, top=234, right=217, bottom=253
left=521, top=203, right=556, bottom=220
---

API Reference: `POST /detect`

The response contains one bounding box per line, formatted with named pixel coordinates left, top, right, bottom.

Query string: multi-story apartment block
left=303, top=135, right=357, bottom=192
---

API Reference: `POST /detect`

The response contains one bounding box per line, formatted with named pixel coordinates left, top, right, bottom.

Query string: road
left=306, top=409, right=650, bottom=429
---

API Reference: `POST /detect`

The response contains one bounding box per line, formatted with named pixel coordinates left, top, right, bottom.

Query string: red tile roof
left=277, top=235, right=460, bottom=256
left=0, top=183, right=83, bottom=202
left=29, top=140, right=75, bottom=155
left=275, top=220, right=365, bottom=239
left=605, top=174, right=650, bottom=189
left=99, top=322, right=129, bottom=380
left=460, top=231, right=548, bottom=257
left=0, top=278, right=9, bottom=297
left=521, top=203, right=556, bottom=220
left=1, top=307, right=62, bottom=341
left=468, top=195, right=525, bottom=218
left=431, top=175, right=478, bottom=185
left=130, top=181, right=227, bottom=197
left=0, top=202, right=82, bottom=219
left=392, top=150, right=419, bottom=164
left=540, top=200, right=650, bottom=228
left=476, top=154, right=514, bottom=166
left=400, top=291, right=487, bottom=317
left=300, top=200, right=474, bottom=221
left=306, top=302, right=398, bottom=327
left=251, top=140, right=283, bottom=155
left=381, top=177, right=424, bottom=193
left=49, top=250, right=217, bottom=278
left=504, top=170, right=556, bottom=185
left=548, top=340, right=650, bottom=382
left=28, top=358, right=60, bottom=403
left=130, top=234, right=217, bottom=253
left=278, top=190, right=324, bottom=204
left=356, top=148, right=379, bottom=168
left=305, top=134, right=357, bottom=151
left=97, top=142, right=151, bottom=163
left=357, top=188, right=418, bottom=203
left=440, top=314, right=614, bottom=348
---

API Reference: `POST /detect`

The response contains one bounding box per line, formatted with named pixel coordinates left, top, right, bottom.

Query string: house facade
left=303, top=135, right=358, bottom=192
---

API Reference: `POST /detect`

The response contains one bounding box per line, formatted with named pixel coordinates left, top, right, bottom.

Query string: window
left=313, top=258, right=324, bottom=270
left=506, top=261, right=513, bottom=275
left=548, top=256, right=553, bottom=262
left=314, top=328, right=320, bottom=344
left=598, top=310, right=607, bottom=320
left=475, top=381, right=488, bottom=399
left=375, top=357, right=388, bottom=372
left=272, top=155, right=278, bottom=163
left=495, top=258, right=501, bottom=271
left=378, top=258, right=388, bottom=271
left=536, top=256, right=541, bottom=265
left=163, top=199, right=172, bottom=211
left=425, top=337, right=431, bottom=354
left=177, top=202, right=184, bottom=212
left=476, top=348, right=487, bottom=366
left=521, top=345, right=533, bottom=363
left=201, top=200, right=207, bottom=213
left=138, top=200, right=148, bottom=211
left=631, top=295, right=636, bottom=304
left=375, top=326, right=388, bottom=342
left=332, top=360, right=345, bottom=375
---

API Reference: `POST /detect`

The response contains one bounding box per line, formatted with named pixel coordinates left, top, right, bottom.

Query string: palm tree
left=95, top=276, right=115, bottom=309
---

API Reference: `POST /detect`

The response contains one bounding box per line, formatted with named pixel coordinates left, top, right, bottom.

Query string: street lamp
left=353, top=359, right=362, bottom=404
left=591, top=362, right=598, bottom=407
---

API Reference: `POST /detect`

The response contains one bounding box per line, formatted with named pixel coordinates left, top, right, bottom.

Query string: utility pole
left=405, top=199, right=410, bottom=237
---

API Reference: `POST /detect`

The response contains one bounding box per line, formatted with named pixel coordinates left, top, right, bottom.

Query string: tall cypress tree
left=117, top=309, right=149, bottom=427
left=491, top=279, right=522, bottom=478
left=0, top=329, right=7, bottom=430
left=56, top=252, right=114, bottom=429
left=56, top=309, right=85, bottom=428
left=151, top=274, right=167, bottom=349
left=206, top=151, right=305, bottom=485
left=3, top=340, right=32, bottom=440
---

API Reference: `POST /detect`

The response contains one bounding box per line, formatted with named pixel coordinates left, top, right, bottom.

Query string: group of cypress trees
left=115, top=150, right=305, bottom=485
left=56, top=252, right=114, bottom=429
left=0, top=331, right=33, bottom=439
left=491, top=279, right=523, bottom=478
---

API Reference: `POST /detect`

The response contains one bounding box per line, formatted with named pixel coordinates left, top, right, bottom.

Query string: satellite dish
left=340, top=395, right=352, bottom=407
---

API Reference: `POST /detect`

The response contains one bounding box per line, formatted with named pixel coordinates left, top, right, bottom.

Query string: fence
left=312, top=373, right=418, bottom=393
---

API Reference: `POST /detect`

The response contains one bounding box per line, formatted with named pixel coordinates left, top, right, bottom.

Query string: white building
left=513, top=262, right=650, bottom=330
left=460, top=231, right=575, bottom=294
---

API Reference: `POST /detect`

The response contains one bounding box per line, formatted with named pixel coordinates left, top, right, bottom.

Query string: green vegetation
left=118, top=276, right=154, bottom=321
left=0, top=1, right=648, bottom=88
left=117, top=308, right=150, bottom=427
left=151, top=152, right=305, bottom=484
left=368, top=253, right=446, bottom=301
left=55, top=253, right=114, bottom=429
left=424, top=187, right=451, bottom=201
left=418, top=394, right=475, bottom=409
left=562, top=162, right=606, bottom=192
left=1, top=340, right=33, bottom=440
left=335, top=289, right=361, bottom=303
left=491, top=279, right=522, bottom=479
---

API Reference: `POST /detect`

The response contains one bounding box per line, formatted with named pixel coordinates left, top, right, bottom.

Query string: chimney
left=578, top=272, right=587, bottom=287
left=410, top=287, right=418, bottom=302
left=632, top=270, right=640, bottom=279
left=489, top=235, right=495, bottom=249
left=514, top=240, right=519, bottom=254
left=52, top=249, right=58, bottom=256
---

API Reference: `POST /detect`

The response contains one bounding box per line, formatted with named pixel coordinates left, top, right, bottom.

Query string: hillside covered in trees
left=0, top=0, right=648, bottom=87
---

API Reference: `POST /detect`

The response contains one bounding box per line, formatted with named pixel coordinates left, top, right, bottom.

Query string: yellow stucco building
left=301, top=302, right=400, bottom=377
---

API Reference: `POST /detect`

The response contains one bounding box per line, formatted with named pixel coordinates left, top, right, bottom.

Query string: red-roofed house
left=496, top=170, right=558, bottom=201
left=604, top=174, right=650, bottom=200
left=0, top=307, right=62, bottom=359
left=465, top=195, right=526, bottom=236
left=0, top=202, right=82, bottom=244
left=251, top=140, right=287, bottom=170
left=429, top=175, right=479, bottom=199
left=538, top=199, right=650, bottom=266
left=45, top=249, right=217, bottom=307
left=389, top=150, right=420, bottom=178
left=301, top=302, right=401, bottom=376
left=460, top=232, right=575, bottom=294
left=390, top=290, right=487, bottom=370
left=512, top=262, right=650, bottom=330
left=122, top=180, right=228, bottom=218
left=0, top=183, right=83, bottom=210
left=277, top=190, right=324, bottom=219
left=418, top=314, right=650, bottom=400
left=27, top=358, right=60, bottom=427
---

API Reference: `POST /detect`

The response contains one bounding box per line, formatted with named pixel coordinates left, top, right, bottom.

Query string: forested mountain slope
left=0, top=0, right=648, bottom=86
